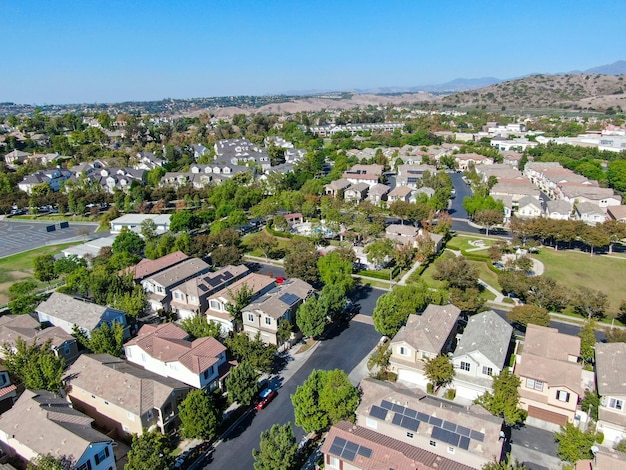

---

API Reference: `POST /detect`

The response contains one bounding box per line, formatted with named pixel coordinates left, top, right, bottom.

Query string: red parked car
left=255, top=388, right=277, bottom=410
left=275, top=276, right=286, bottom=284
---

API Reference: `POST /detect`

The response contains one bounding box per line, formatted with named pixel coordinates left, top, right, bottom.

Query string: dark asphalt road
left=205, top=285, right=385, bottom=470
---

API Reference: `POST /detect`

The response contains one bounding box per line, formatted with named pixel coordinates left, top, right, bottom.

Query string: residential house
left=321, top=378, right=504, bottom=470
left=348, top=164, right=384, bottom=176
left=17, top=168, right=73, bottom=194
left=342, top=172, right=379, bottom=188
left=492, top=195, right=513, bottom=223
left=242, top=279, right=315, bottom=346
left=122, top=250, right=189, bottom=282
left=36, top=292, right=130, bottom=340
left=325, top=178, right=351, bottom=197
left=0, top=390, right=116, bottom=470
left=134, top=151, right=164, bottom=170
left=514, top=324, right=583, bottom=427
left=451, top=310, right=513, bottom=400
left=490, top=181, right=541, bottom=206
left=0, top=365, right=17, bottom=414
left=367, top=184, right=390, bottom=204
left=396, top=164, right=437, bottom=188
left=284, top=213, right=304, bottom=226
left=607, top=205, right=626, bottom=222
left=502, top=151, right=524, bottom=167
left=385, top=224, right=418, bottom=246
left=389, top=304, right=461, bottom=389
left=575, top=447, right=626, bottom=470
left=560, top=185, right=621, bottom=209
left=454, top=153, right=493, bottom=171
left=516, top=195, right=543, bottom=218
left=545, top=199, right=573, bottom=220
left=3, top=149, right=30, bottom=167
left=64, top=354, right=190, bottom=438
left=0, top=314, right=79, bottom=364
left=141, top=258, right=212, bottom=312
left=344, top=183, right=370, bottom=203
left=387, top=185, right=412, bottom=203
left=124, top=323, right=228, bottom=390
left=576, top=202, right=607, bottom=225
left=595, top=342, right=626, bottom=445
left=169, top=264, right=249, bottom=320
left=110, top=213, right=172, bottom=235
left=205, top=273, right=276, bottom=335
left=88, top=167, right=146, bottom=193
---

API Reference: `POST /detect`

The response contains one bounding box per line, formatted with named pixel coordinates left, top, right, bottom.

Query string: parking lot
left=0, top=219, right=100, bottom=258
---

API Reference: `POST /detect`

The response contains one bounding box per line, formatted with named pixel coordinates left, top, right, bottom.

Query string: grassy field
left=535, top=248, right=626, bottom=314
left=446, top=235, right=497, bottom=252
left=0, top=242, right=79, bottom=304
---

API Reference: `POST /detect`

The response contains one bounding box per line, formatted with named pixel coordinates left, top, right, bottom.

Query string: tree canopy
left=73, top=322, right=125, bottom=357
left=178, top=389, right=221, bottom=440
left=474, top=369, right=527, bottom=426
left=252, top=423, right=299, bottom=470
left=226, top=361, right=259, bottom=406
left=424, top=354, right=455, bottom=392
left=507, top=304, right=551, bottom=328
left=3, top=338, right=65, bottom=392
left=125, top=430, right=173, bottom=470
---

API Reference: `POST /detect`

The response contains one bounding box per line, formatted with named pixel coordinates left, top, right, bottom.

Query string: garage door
left=397, top=369, right=428, bottom=387
left=527, top=406, right=568, bottom=426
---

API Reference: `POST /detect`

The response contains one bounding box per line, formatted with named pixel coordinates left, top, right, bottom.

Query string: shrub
left=444, top=389, right=456, bottom=400
left=426, top=383, right=434, bottom=394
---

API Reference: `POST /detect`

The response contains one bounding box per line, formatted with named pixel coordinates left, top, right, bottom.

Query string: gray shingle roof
left=453, top=310, right=512, bottom=369
left=595, top=342, right=626, bottom=396
left=36, top=292, right=125, bottom=331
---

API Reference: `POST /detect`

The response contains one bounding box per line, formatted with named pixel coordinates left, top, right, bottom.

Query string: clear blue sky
left=1, top=0, right=625, bottom=105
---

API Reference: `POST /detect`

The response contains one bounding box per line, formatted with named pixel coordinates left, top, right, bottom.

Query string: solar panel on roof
left=334, top=437, right=347, bottom=447
left=369, top=405, right=388, bottom=420
left=429, top=416, right=443, bottom=427
left=417, top=412, right=430, bottom=422
left=470, top=430, right=485, bottom=442
left=380, top=400, right=393, bottom=410
left=342, top=449, right=356, bottom=462
left=401, top=416, right=420, bottom=432
left=392, top=413, right=403, bottom=425
left=442, top=420, right=457, bottom=432
left=345, top=441, right=359, bottom=453
left=448, top=433, right=460, bottom=446
left=459, top=436, right=471, bottom=450
left=279, top=292, right=300, bottom=305
left=456, top=425, right=471, bottom=437
left=392, top=403, right=405, bottom=414
left=357, top=447, right=373, bottom=458
left=440, top=429, right=451, bottom=443
left=329, top=444, right=343, bottom=456
left=431, top=427, right=443, bottom=440
left=404, top=408, right=417, bottom=419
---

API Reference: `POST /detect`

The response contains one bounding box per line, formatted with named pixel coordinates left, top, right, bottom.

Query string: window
left=76, top=462, right=91, bottom=470
left=204, top=370, right=210, bottom=380
left=328, top=455, right=340, bottom=468
left=482, top=366, right=493, bottom=376
left=399, top=346, right=409, bottom=356
left=406, top=432, right=414, bottom=439
left=265, top=317, right=271, bottom=325
left=557, top=390, right=571, bottom=402
left=460, top=361, right=470, bottom=372
left=141, top=353, right=146, bottom=362
left=127, top=412, right=135, bottom=421
left=421, top=352, right=429, bottom=359
left=247, top=313, right=254, bottom=322
left=429, top=440, right=437, bottom=447
left=173, top=292, right=182, bottom=300
left=146, top=410, right=153, bottom=420
left=63, top=343, right=71, bottom=355
left=156, top=286, right=163, bottom=294
left=209, top=300, right=220, bottom=310
left=189, top=295, right=197, bottom=303
left=126, top=348, right=132, bottom=358
left=609, top=398, right=624, bottom=410
left=94, top=447, right=110, bottom=465
left=122, top=425, right=130, bottom=433
left=526, top=378, right=544, bottom=391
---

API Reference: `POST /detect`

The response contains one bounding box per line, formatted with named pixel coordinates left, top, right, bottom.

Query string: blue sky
left=1, top=0, right=625, bottom=104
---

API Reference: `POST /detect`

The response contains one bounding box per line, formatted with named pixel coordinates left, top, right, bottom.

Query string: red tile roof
left=123, top=251, right=189, bottom=280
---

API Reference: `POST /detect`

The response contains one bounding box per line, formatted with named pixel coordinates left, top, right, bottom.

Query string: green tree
left=367, top=341, right=391, bottom=373
left=246, top=231, right=278, bottom=261
left=73, top=322, right=125, bottom=357
left=169, top=210, right=201, bottom=233
left=318, top=284, right=348, bottom=321
left=449, top=286, right=485, bottom=315
left=571, top=287, right=608, bottom=319
left=54, top=255, right=87, bottom=276
left=140, top=218, right=158, bottom=242
left=3, top=338, right=65, bottom=391
left=178, top=389, right=221, bottom=440
left=125, top=429, right=173, bottom=470
left=296, top=296, right=327, bottom=338
left=225, top=283, right=254, bottom=325
left=291, top=369, right=359, bottom=434
left=473, top=209, right=504, bottom=236
left=424, top=354, right=455, bottom=393
left=27, top=453, right=74, bottom=470
left=277, top=319, right=292, bottom=344
left=226, top=362, right=259, bottom=406
left=317, top=251, right=354, bottom=294
left=226, top=333, right=276, bottom=373
left=180, top=316, right=221, bottom=339
left=507, top=304, right=551, bottom=327
left=433, top=255, right=479, bottom=290
left=481, top=455, right=526, bottom=470
left=284, top=240, right=320, bottom=284
left=110, top=285, right=147, bottom=319
left=33, top=254, right=58, bottom=284
left=364, top=238, right=395, bottom=267
left=111, top=228, right=145, bottom=258
left=7, top=280, right=38, bottom=315
left=578, top=318, right=597, bottom=365
left=474, top=369, right=527, bottom=426
left=554, top=422, right=599, bottom=464
left=580, top=390, right=600, bottom=421
left=252, top=423, right=298, bottom=470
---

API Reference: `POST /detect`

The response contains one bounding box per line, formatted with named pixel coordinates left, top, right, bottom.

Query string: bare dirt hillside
left=442, top=73, right=626, bottom=112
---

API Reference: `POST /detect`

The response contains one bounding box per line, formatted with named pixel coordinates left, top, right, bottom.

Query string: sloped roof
left=453, top=310, right=512, bottom=369
left=243, top=278, right=314, bottom=320
left=0, top=314, right=75, bottom=350
left=124, top=323, right=226, bottom=374
left=123, top=251, right=189, bottom=280
left=392, top=304, right=461, bottom=354
left=65, top=354, right=189, bottom=415
left=0, top=389, right=111, bottom=463
left=148, top=258, right=211, bottom=288
left=595, top=342, right=626, bottom=396
left=36, top=293, right=125, bottom=331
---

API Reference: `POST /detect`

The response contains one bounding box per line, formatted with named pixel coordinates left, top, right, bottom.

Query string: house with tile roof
left=36, top=292, right=130, bottom=340
left=170, top=264, right=250, bottom=320
left=205, top=273, right=277, bottom=335
left=3, top=149, right=30, bottom=167
left=451, top=310, right=513, bottom=400
left=396, top=164, right=438, bottom=188
left=322, top=378, right=503, bottom=470
left=141, top=258, right=211, bottom=312
left=325, top=178, right=352, bottom=197
left=64, top=354, right=190, bottom=438
left=576, top=201, right=607, bottom=225
left=122, top=250, right=189, bottom=281
left=513, top=324, right=582, bottom=427
left=595, top=342, right=626, bottom=445
left=606, top=205, right=626, bottom=222
left=0, top=314, right=79, bottom=364
left=389, top=304, right=461, bottom=389
left=242, top=278, right=315, bottom=346
left=124, top=323, right=227, bottom=390
left=387, top=185, right=413, bottom=203
left=545, top=199, right=573, bottom=220
left=516, top=195, right=543, bottom=218
left=0, top=390, right=116, bottom=470
left=367, top=183, right=391, bottom=204
left=0, top=365, right=17, bottom=414
left=344, top=182, right=370, bottom=203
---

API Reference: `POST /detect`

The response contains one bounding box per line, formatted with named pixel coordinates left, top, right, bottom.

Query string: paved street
left=205, top=286, right=385, bottom=470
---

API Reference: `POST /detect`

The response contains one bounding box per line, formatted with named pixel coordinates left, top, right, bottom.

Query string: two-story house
left=124, top=323, right=228, bottom=390
left=64, top=354, right=190, bottom=438
left=36, top=292, right=130, bottom=340
left=169, top=264, right=249, bottom=320
left=0, top=314, right=79, bottom=364
left=389, top=304, right=461, bottom=390
left=322, top=378, right=504, bottom=470
left=595, top=342, right=626, bottom=445
left=242, top=278, right=315, bottom=346
left=514, top=324, right=582, bottom=428
left=0, top=365, right=17, bottom=414
left=0, top=390, right=116, bottom=470
left=452, top=310, right=513, bottom=400
left=123, top=250, right=189, bottom=282
left=141, top=258, right=211, bottom=312
left=204, top=273, right=276, bottom=335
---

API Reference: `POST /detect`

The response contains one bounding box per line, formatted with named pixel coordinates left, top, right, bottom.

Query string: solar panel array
left=279, top=292, right=300, bottom=305
left=329, top=436, right=372, bottom=462
left=373, top=400, right=485, bottom=450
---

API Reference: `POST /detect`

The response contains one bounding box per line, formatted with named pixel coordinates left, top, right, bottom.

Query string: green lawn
left=535, top=249, right=626, bottom=313
left=446, top=236, right=496, bottom=252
